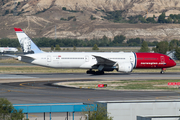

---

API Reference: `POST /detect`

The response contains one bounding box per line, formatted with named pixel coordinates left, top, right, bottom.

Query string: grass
left=133, top=66, right=180, bottom=73
left=0, top=58, right=179, bottom=73
left=60, top=79, right=180, bottom=90
left=0, top=66, right=86, bottom=73
left=40, top=47, right=147, bottom=52
left=0, top=58, right=25, bottom=64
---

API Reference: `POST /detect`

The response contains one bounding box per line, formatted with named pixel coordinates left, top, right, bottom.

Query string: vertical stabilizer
left=14, top=28, right=43, bottom=54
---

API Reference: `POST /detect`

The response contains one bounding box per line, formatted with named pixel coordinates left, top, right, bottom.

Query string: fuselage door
left=161, top=56, right=165, bottom=63
left=160, top=56, right=166, bottom=65
left=130, top=56, right=133, bottom=63
left=47, top=55, right=51, bottom=62
left=85, top=56, right=89, bottom=62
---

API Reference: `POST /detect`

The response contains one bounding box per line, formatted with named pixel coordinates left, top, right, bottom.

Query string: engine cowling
left=117, top=62, right=133, bottom=73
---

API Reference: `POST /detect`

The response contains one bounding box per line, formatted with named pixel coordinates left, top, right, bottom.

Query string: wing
left=92, top=55, right=116, bottom=66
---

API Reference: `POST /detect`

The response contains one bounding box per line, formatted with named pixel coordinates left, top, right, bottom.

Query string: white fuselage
left=20, top=52, right=136, bottom=69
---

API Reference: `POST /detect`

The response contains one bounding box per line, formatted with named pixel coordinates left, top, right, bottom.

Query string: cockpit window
left=169, top=58, right=172, bottom=60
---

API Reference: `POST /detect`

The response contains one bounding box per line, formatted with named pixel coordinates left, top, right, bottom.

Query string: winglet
left=14, top=28, right=44, bottom=54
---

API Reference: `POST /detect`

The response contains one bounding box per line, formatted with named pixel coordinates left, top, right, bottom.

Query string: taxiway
left=0, top=73, right=180, bottom=104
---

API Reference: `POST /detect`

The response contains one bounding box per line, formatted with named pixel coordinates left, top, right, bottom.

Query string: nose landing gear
left=160, top=68, right=166, bottom=74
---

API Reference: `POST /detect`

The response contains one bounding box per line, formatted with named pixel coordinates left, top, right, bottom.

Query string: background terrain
left=1, top=0, right=180, bottom=41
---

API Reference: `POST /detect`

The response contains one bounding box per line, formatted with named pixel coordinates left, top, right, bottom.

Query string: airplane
left=0, top=47, right=18, bottom=53
left=10, top=28, right=176, bottom=74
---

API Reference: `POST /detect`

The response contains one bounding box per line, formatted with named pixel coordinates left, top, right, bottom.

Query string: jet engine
left=117, top=62, right=133, bottom=73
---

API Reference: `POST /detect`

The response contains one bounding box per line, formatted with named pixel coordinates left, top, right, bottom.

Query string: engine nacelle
left=117, top=62, right=133, bottom=73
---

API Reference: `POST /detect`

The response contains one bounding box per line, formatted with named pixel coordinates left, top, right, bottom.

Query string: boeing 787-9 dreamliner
left=11, top=28, right=176, bottom=74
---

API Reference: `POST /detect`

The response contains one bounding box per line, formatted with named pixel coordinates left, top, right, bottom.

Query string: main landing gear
left=160, top=68, right=166, bottom=74
left=86, top=69, right=104, bottom=75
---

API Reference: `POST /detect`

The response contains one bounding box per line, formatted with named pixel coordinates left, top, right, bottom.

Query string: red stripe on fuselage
left=135, top=53, right=175, bottom=69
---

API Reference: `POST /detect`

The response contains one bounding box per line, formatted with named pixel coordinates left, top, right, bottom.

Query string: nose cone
left=171, top=60, right=176, bottom=67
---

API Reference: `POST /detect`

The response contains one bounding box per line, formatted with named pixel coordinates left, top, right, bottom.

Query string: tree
left=60, top=18, right=67, bottom=21
left=73, top=17, right=76, bottom=21
left=169, top=14, right=174, bottom=19
left=158, top=12, right=166, bottom=23
left=51, top=45, right=54, bottom=51
left=3, top=10, right=9, bottom=16
left=55, top=44, right=61, bottom=50
left=138, top=16, right=147, bottom=23
left=152, top=41, right=169, bottom=54
left=127, top=38, right=142, bottom=46
left=0, top=98, right=25, bottom=120
left=138, top=41, right=150, bottom=52
left=99, top=35, right=109, bottom=46
left=166, top=17, right=173, bottom=23
left=169, top=39, right=179, bottom=51
left=175, top=47, right=180, bottom=60
left=62, top=7, right=66, bottom=11
left=17, top=2, right=21, bottom=6
left=83, top=104, right=113, bottom=120
left=68, top=16, right=75, bottom=21
left=173, top=18, right=177, bottom=23
left=73, top=45, right=76, bottom=51
left=146, top=17, right=156, bottom=23
left=90, top=15, right=96, bottom=20
left=92, top=44, right=99, bottom=50
left=113, top=35, right=126, bottom=44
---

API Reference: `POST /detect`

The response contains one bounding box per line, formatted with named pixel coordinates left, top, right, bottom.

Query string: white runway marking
left=0, top=74, right=36, bottom=79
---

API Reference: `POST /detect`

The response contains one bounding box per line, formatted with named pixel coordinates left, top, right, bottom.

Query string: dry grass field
left=57, top=79, right=180, bottom=91
left=40, top=47, right=155, bottom=52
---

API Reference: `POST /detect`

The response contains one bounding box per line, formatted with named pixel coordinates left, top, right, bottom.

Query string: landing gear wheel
left=94, top=71, right=104, bottom=75
left=86, top=71, right=90, bottom=74
left=86, top=69, right=95, bottom=74
left=86, top=70, right=104, bottom=75
left=160, top=68, right=166, bottom=74
left=100, top=71, right=104, bottom=74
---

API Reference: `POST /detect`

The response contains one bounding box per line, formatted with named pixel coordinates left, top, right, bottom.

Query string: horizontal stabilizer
left=4, top=54, right=18, bottom=59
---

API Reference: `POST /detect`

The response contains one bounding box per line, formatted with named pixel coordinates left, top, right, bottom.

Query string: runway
left=0, top=72, right=180, bottom=104
left=1, top=72, right=180, bottom=82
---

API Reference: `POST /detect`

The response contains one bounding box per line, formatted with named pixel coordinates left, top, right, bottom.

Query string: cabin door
left=47, top=55, right=51, bottom=62
left=160, top=56, right=165, bottom=63
left=85, top=56, right=89, bottom=62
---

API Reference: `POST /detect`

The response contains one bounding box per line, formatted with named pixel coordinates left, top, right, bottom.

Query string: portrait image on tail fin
left=14, top=28, right=43, bottom=54
left=20, top=37, right=34, bottom=54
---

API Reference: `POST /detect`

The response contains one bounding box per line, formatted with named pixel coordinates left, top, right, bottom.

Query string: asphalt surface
left=1, top=72, right=180, bottom=81
left=0, top=73, right=180, bottom=104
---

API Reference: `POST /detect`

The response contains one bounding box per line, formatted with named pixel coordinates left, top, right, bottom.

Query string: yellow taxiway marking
left=19, top=82, right=59, bottom=90
left=156, top=96, right=180, bottom=99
